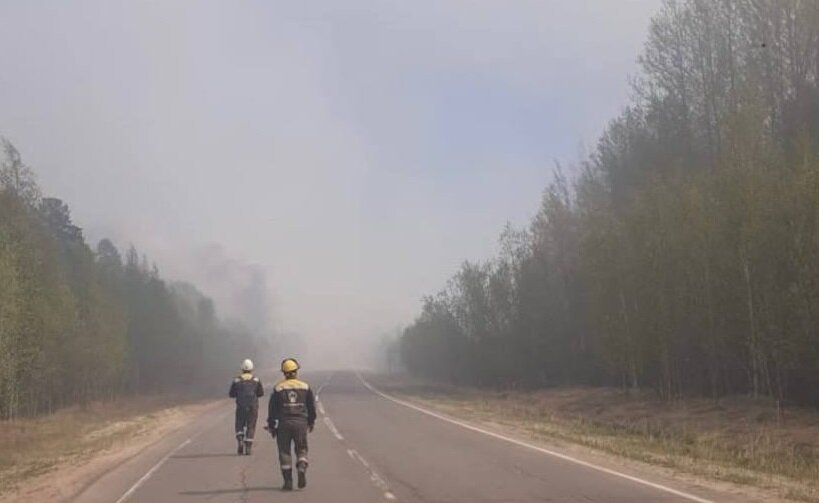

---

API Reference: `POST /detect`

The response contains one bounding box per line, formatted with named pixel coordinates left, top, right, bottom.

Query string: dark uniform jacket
left=229, top=372, right=264, bottom=406
left=267, top=378, right=316, bottom=428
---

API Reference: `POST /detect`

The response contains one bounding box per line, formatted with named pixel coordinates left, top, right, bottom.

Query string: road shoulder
left=0, top=397, right=222, bottom=503
left=364, top=373, right=810, bottom=503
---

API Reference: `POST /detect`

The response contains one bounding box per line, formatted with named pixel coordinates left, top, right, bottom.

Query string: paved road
left=74, top=371, right=755, bottom=503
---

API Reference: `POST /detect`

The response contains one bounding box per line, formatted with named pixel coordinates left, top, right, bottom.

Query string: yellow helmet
left=281, top=358, right=300, bottom=373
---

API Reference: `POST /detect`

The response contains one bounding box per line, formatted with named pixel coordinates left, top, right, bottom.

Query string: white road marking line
left=323, top=416, right=344, bottom=440
left=115, top=409, right=230, bottom=503
left=114, top=439, right=191, bottom=503
left=355, top=372, right=715, bottom=503
left=316, top=372, right=335, bottom=409
left=347, top=448, right=397, bottom=501
left=319, top=374, right=396, bottom=501
left=316, top=371, right=335, bottom=396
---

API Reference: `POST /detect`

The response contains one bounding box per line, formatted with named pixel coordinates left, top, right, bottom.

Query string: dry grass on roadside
left=0, top=396, right=208, bottom=497
left=371, top=374, right=819, bottom=502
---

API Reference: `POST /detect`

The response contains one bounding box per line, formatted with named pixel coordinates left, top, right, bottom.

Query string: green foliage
left=0, top=141, right=263, bottom=418
left=401, top=0, right=819, bottom=405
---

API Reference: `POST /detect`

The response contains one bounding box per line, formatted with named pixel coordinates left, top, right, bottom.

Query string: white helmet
left=241, top=359, right=254, bottom=372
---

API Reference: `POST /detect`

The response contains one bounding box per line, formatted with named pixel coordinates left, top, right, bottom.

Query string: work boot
left=237, top=440, right=244, bottom=455
left=297, top=469, right=307, bottom=489
left=244, top=441, right=252, bottom=455
left=281, top=469, right=293, bottom=491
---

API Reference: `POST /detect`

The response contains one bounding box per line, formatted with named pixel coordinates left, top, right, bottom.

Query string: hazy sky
left=0, top=0, right=659, bottom=366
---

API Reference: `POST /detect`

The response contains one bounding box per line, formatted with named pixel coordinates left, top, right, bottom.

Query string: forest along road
left=73, top=371, right=758, bottom=503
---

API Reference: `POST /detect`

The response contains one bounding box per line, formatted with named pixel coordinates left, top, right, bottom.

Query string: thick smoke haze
left=0, top=1, right=659, bottom=368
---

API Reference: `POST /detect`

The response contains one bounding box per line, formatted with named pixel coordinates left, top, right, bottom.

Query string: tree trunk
left=742, top=254, right=760, bottom=398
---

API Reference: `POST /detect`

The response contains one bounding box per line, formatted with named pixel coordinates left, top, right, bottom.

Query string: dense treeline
left=401, top=0, right=819, bottom=405
left=0, top=140, right=263, bottom=418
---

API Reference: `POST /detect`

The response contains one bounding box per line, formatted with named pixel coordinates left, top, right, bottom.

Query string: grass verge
left=0, top=395, right=215, bottom=501
left=369, top=374, right=819, bottom=502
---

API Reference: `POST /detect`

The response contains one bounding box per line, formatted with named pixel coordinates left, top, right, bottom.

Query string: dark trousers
left=235, top=403, right=258, bottom=441
left=276, top=420, right=309, bottom=471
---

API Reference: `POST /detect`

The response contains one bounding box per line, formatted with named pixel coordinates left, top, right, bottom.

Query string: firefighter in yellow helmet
left=266, top=358, right=316, bottom=490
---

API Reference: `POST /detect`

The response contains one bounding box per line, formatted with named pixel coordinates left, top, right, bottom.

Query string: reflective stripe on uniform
left=274, top=378, right=310, bottom=392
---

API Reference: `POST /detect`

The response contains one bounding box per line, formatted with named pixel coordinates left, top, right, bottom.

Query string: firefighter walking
left=229, top=359, right=264, bottom=455
left=267, top=358, right=316, bottom=490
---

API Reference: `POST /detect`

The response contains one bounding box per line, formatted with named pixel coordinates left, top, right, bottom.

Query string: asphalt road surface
left=73, top=371, right=758, bottom=503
